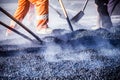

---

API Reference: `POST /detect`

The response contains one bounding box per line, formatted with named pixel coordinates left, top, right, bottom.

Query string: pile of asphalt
left=0, top=25, right=120, bottom=80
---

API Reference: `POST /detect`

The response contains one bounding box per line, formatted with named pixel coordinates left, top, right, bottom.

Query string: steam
left=44, top=43, right=63, bottom=62
left=99, top=48, right=120, bottom=57
left=44, top=43, right=91, bottom=62
left=42, top=28, right=120, bottom=71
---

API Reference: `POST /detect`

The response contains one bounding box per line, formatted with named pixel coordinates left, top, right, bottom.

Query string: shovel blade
left=71, top=11, right=84, bottom=23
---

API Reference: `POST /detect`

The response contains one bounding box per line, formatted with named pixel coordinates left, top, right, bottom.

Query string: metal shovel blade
left=71, top=0, right=89, bottom=23
left=71, top=11, right=84, bottom=23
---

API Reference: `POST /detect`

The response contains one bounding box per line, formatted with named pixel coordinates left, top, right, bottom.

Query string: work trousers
left=95, top=0, right=113, bottom=28
left=13, top=0, right=48, bottom=30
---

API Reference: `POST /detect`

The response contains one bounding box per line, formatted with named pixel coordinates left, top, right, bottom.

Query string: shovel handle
left=0, top=7, right=42, bottom=44
left=82, top=0, right=89, bottom=11
left=58, top=0, right=73, bottom=31
left=0, top=21, right=34, bottom=42
left=58, top=0, right=68, bottom=17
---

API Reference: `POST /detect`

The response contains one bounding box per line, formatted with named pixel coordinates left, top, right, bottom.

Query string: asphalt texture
left=0, top=0, right=120, bottom=80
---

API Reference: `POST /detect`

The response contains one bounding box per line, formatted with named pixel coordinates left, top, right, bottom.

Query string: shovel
left=71, top=0, right=89, bottom=23
left=58, top=0, right=74, bottom=31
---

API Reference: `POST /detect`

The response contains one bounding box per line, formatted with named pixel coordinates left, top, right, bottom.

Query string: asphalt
left=0, top=0, right=120, bottom=79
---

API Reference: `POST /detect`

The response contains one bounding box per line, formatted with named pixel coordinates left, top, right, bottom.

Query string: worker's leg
left=34, top=0, right=49, bottom=30
left=29, top=0, right=52, bottom=34
left=95, top=0, right=113, bottom=29
left=14, top=0, right=30, bottom=21
left=6, top=0, right=30, bottom=35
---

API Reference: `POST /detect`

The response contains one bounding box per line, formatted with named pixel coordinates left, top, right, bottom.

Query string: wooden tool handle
left=82, top=0, right=89, bottom=11
left=58, top=0, right=74, bottom=31
left=0, top=7, right=42, bottom=44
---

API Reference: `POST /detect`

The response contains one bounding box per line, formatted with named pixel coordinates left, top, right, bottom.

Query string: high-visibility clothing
left=8, top=0, right=48, bottom=32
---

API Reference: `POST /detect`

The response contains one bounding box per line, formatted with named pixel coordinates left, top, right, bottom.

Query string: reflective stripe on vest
left=36, top=14, right=48, bottom=20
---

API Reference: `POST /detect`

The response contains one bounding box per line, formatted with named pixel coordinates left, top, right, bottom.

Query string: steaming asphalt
left=0, top=0, right=120, bottom=79
left=0, top=26, right=120, bottom=79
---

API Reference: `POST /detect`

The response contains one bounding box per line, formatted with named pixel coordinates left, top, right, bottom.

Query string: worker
left=6, top=0, right=53, bottom=36
left=92, top=0, right=113, bottom=30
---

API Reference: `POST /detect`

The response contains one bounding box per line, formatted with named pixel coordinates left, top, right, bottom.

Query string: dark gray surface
left=0, top=26, right=120, bottom=79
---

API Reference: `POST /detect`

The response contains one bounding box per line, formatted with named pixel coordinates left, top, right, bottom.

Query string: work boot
left=6, top=25, right=16, bottom=36
left=6, top=21, right=17, bottom=36
left=36, top=28, right=53, bottom=34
